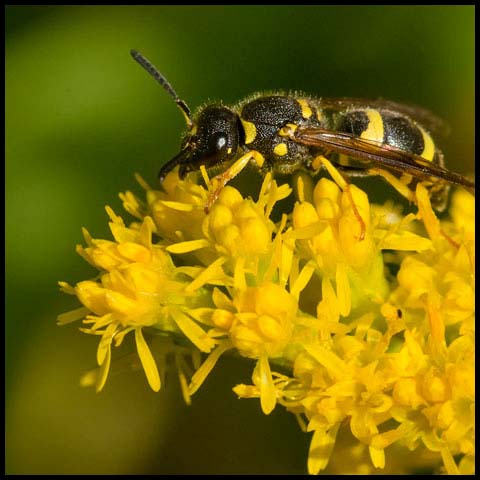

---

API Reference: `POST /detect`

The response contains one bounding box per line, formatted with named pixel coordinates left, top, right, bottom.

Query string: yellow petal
left=135, top=328, right=161, bottom=392
left=172, top=309, right=216, bottom=352
left=303, top=344, right=347, bottom=381
left=96, top=343, right=111, bottom=393
left=166, top=239, right=210, bottom=253
left=426, top=292, right=445, bottom=344
left=317, top=277, right=339, bottom=324
left=117, top=242, right=151, bottom=263
left=58, top=281, right=75, bottom=295
left=189, top=341, right=233, bottom=395
left=96, top=323, right=116, bottom=366
left=279, top=228, right=295, bottom=286
left=416, top=183, right=440, bottom=240
left=335, top=263, right=351, bottom=317
left=105, top=206, right=124, bottom=225
left=307, top=423, right=339, bottom=474
left=76, top=281, right=109, bottom=315
left=234, top=257, right=247, bottom=291
left=177, top=364, right=191, bottom=406
left=440, top=447, right=460, bottom=475
left=57, top=306, right=89, bottom=325
left=255, top=354, right=276, bottom=415
left=369, top=445, right=385, bottom=469
left=290, top=262, right=314, bottom=300
left=185, top=257, right=227, bottom=293
left=371, top=425, right=408, bottom=449
left=212, top=287, right=234, bottom=310
left=160, top=200, right=195, bottom=211
left=379, top=230, right=432, bottom=252
left=105, top=290, right=139, bottom=316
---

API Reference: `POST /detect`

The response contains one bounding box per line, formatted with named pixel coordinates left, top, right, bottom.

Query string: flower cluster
left=59, top=163, right=474, bottom=474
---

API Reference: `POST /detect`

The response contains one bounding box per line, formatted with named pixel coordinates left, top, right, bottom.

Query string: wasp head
left=159, top=105, right=241, bottom=181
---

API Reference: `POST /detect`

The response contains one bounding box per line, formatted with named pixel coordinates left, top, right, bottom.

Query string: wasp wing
left=293, top=126, right=474, bottom=192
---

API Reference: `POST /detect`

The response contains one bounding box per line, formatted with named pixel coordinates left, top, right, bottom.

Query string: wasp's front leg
left=204, top=150, right=266, bottom=213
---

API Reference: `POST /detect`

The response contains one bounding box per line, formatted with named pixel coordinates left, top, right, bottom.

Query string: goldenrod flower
left=59, top=164, right=474, bottom=475
left=58, top=207, right=216, bottom=393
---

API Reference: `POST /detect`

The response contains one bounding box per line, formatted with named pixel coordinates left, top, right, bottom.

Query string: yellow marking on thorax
left=316, top=108, right=323, bottom=123
left=418, top=125, right=435, bottom=161
left=279, top=123, right=298, bottom=137
left=273, top=142, right=288, bottom=156
left=297, top=99, right=313, bottom=119
left=360, top=109, right=384, bottom=143
left=240, top=119, right=257, bottom=144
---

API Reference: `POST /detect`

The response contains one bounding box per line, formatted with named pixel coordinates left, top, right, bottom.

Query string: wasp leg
left=354, top=166, right=447, bottom=210
left=205, top=150, right=265, bottom=213
left=312, top=155, right=366, bottom=241
left=331, top=165, right=372, bottom=178
left=369, top=167, right=460, bottom=248
left=440, top=230, right=460, bottom=249
left=367, top=167, right=417, bottom=204
left=368, top=166, right=450, bottom=213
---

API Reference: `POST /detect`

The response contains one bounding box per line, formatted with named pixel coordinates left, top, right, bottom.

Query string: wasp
left=131, top=50, right=474, bottom=240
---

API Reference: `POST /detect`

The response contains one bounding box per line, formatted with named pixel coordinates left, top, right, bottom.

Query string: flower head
left=59, top=163, right=474, bottom=475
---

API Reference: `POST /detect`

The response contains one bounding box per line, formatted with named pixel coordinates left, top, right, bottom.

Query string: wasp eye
left=210, top=132, right=228, bottom=153
left=216, top=134, right=227, bottom=150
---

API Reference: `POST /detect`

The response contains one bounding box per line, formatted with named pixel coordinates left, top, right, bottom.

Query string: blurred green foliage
left=5, top=5, right=474, bottom=474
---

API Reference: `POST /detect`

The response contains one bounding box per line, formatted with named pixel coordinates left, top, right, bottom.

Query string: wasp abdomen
left=335, top=108, right=436, bottom=162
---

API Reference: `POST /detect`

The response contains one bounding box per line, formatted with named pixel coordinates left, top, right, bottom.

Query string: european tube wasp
left=131, top=50, right=475, bottom=240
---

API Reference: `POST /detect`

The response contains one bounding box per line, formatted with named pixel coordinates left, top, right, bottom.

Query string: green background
left=6, top=5, right=474, bottom=474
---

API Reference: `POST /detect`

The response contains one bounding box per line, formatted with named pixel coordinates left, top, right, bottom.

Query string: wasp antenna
left=130, top=49, right=193, bottom=129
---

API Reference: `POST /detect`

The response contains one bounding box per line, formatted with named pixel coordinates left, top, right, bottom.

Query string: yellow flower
left=223, top=282, right=298, bottom=358
left=214, top=281, right=302, bottom=415
left=59, top=162, right=474, bottom=475
left=58, top=207, right=216, bottom=393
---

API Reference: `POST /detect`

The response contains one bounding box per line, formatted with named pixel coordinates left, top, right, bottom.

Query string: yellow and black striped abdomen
left=335, top=108, right=436, bottom=162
